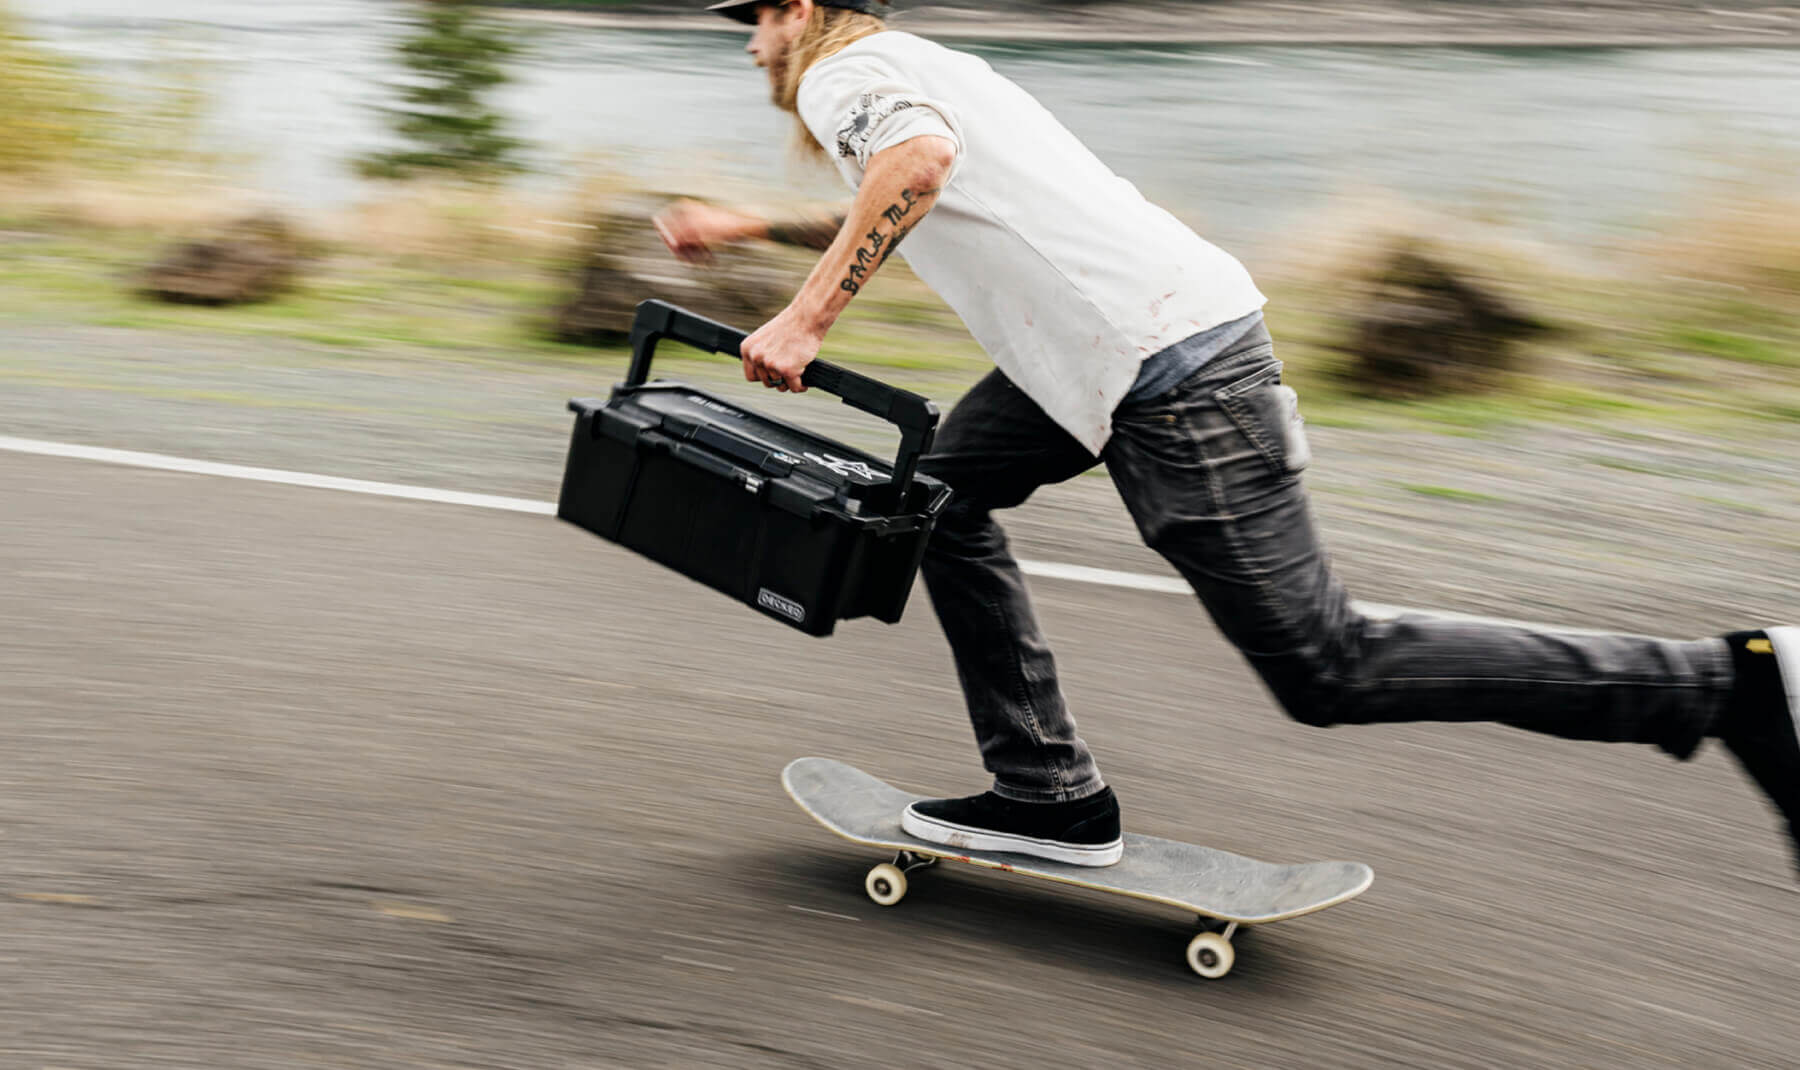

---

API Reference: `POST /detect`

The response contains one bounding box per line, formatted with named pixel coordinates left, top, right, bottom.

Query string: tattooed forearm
left=779, top=136, right=954, bottom=334
left=840, top=186, right=939, bottom=295
left=766, top=211, right=847, bottom=252
left=876, top=221, right=916, bottom=270
left=841, top=227, right=885, bottom=295
left=880, top=186, right=937, bottom=227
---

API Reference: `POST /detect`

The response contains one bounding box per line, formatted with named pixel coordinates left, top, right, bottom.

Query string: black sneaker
left=1716, top=626, right=1800, bottom=875
left=900, top=785, right=1123, bottom=867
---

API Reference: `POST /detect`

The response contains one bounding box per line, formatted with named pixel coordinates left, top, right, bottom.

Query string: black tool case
left=558, top=300, right=951, bottom=637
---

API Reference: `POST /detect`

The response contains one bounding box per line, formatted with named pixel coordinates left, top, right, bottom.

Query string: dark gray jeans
left=918, top=324, right=1734, bottom=803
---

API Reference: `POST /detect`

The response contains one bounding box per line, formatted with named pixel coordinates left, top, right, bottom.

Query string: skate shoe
left=901, top=785, right=1123, bottom=867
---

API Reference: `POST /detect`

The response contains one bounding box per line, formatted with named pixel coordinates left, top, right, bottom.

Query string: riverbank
left=492, top=1, right=1800, bottom=46
left=2, top=188, right=1797, bottom=444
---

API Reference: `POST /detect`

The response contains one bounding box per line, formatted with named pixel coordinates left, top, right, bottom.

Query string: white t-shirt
left=796, top=30, right=1267, bottom=453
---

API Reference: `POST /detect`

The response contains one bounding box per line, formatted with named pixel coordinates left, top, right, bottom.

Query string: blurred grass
left=2, top=206, right=1798, bottom=435
left=1396, top=484, right=1508, bottom=504
left=1667, top=326, right=1798, bottom=368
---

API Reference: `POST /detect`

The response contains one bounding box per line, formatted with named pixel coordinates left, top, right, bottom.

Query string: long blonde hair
left=774, top=5, right=887, bottom=160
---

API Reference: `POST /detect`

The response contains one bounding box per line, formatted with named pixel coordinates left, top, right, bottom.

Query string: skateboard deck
left=782, top=757, right=1374, bottom=978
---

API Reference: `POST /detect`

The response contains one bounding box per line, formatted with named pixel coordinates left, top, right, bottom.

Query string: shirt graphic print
left=836, top=93, right=919, bottom=161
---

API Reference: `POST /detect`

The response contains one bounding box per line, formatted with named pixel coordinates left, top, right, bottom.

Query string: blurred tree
left=358, top=0, right=527, bottom=181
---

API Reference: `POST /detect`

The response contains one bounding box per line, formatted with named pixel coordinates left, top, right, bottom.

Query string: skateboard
left=782, top=757, right=1374, bottom=979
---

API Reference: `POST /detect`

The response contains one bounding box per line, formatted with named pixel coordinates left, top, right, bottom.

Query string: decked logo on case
left=694, top=398, right=744, bottom=419
left=803, top=451, right=879, bottom=482
left=757, top=588, right=807, bottom=624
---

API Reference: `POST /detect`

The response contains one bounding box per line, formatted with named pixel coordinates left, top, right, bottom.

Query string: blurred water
left=15, top=0, right=1800, bottom=252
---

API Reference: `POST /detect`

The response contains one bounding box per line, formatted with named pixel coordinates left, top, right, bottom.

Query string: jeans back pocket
left=1214, top=362, right=1311, bottom=479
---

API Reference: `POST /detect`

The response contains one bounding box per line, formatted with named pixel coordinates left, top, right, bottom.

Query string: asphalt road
left=5, top=443, right=1799, bottom=1070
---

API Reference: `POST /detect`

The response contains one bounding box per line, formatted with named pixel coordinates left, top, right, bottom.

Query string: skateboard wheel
left=1186, top=932, right=1235, bottom=979
left=865, top=863, right=908, bottom=907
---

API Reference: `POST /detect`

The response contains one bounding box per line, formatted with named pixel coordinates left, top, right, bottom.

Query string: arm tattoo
left=876, top=221, right=916, bottom=270
left=766, top=211, right=847, bottom=252
left=841, top=186, right=940, bottom=295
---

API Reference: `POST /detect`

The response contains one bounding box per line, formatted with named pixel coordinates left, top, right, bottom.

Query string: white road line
left=660, top=955, right=736, bottom=973
left=655, top=929, right=734, bottom=946
left=0, top=435, right=557, bottom=517
left=828, top=994, right=945, bottom=1018
left=786, top=905, right=860, bottom=922
left=1014, top=558, right=1188, bottom=595
left=0, top=434, right=1600, bottom=633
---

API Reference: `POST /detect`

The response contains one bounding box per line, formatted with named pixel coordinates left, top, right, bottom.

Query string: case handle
left=624, top=299, right=939, bottom=507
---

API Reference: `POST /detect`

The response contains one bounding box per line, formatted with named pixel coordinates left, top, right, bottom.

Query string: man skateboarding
left=653, top=0, right=1799, bottom=874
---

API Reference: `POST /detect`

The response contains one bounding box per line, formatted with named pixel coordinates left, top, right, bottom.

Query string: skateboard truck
left=893, top=850, right=940, bottom=873
left=864, top=851, right=939, bottom=907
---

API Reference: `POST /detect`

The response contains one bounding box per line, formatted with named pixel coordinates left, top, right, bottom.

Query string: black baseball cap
left=706, top=0, right=887, bottom=24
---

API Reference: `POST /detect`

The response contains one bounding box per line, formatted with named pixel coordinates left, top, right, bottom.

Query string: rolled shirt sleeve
left=797, top=52, right=964, bottom=183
